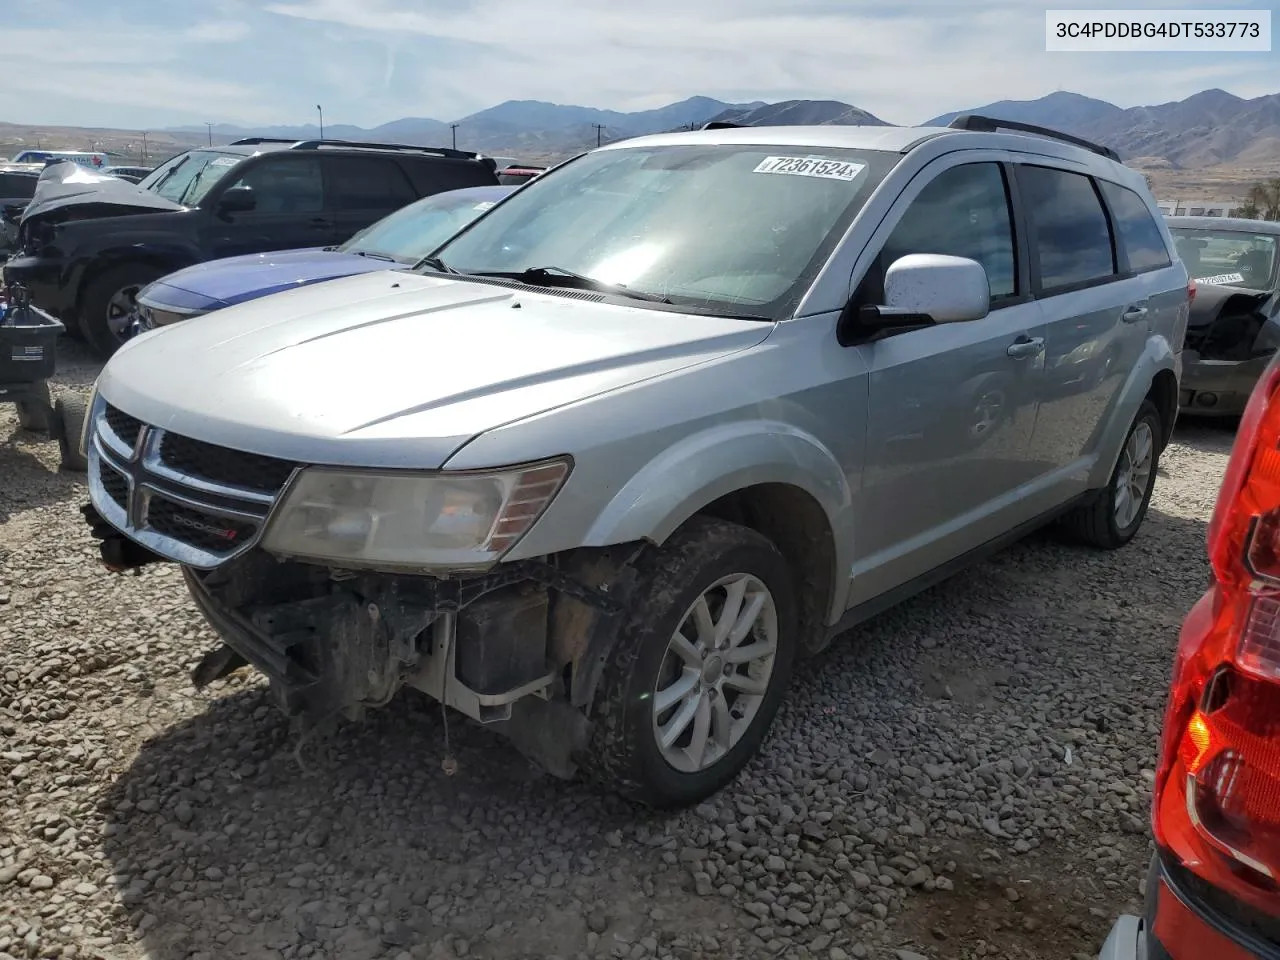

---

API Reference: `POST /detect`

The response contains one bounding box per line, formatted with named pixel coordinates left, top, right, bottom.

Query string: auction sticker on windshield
left=210, top=157, right=239, bottom=167
left=753, top=156, right=866, bottom=181
left=1195, top=272, right=1247, bottom=285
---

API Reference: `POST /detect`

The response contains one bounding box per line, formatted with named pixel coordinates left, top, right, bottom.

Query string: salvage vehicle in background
left=101, top=165, right=153, bottom=184
left=1168, top=216, right=1280, bottom=417
left=3, top=138, right=501, bottom=359
left=10, top=149, right=109, bottom=169
left=124, top=185, right=516, bottom=336
left=81, top=118, right=1185, bottom=807
left=1100, top=351, right=1280, bottom=960
left=0, top=166, right=41, bottom=255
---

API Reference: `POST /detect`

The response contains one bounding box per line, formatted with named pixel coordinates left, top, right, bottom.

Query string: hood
left=141, top=248, right=390, bottom=311
left=20, top=163, right=182, bottom=222
left=99, top=271, right=772, bottom=469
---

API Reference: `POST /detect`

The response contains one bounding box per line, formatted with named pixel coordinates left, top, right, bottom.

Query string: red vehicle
left=496, top=164, right=546, bottom=185
left=1104, top=352, right=1280, bottom=958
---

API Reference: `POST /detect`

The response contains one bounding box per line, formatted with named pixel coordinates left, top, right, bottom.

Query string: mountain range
left=167, top=88, right=1280, bottom=169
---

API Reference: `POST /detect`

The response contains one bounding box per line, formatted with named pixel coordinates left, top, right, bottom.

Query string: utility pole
left=450, top=123, right=459, bottom=150
left=593, top=123, right=605, bottom=148
left=317, top=105, right=324, bottom=139
left=205, top=122, right=213, bottom=146
left=141, top=131, right=148, bottom=164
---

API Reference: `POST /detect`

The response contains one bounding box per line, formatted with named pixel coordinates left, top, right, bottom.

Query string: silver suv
left=80, top=119, right=1187, bottom=808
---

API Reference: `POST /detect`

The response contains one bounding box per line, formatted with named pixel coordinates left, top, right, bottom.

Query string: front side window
left=429, top=144, right=898, bottom=318
left=1169, top=227, right=1278, bottom=290
left=223, top=157, right=324, bottom=214
left=1099, top=180, right=1172, bottom=273
left=140, top=150, right=246, bottom=205
left=876, top=162, right=1017, bottom=300
left=1019, top=165, right=1116, bottom=292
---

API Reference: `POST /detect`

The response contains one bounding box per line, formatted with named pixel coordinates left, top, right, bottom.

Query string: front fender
left=579, top=421, right=854, bottom=615
left=1086, top=333, right=1179, bottom=490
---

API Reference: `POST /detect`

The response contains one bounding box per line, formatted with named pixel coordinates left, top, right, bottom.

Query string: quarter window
left=1099, top=181, right=1172, bottom=273
left=1019, top=165, right=1116, bottom=291
left=871, top=162, right=1018, bottom=301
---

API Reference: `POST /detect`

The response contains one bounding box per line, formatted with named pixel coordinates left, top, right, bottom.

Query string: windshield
left=138, top=150, right=245, bottom=206
left=339, top=189, right=510, bottom=262
left=429, top=144, right=896, bottom=317
left=1170, top=227, right=1279, bottom=290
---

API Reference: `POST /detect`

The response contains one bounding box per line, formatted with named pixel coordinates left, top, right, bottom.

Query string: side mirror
left=217, top=186, right=256, bottom=215
left=837, top=254, right=990, bottom=346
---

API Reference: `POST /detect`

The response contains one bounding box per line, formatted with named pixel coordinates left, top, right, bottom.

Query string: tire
left=77, top=264, right=164, bottom=360
left=52, top=394, right=89, bottom=473
left=582, top=517, right=797, bottom=808
left=14, top=380, right=52, bottom=432
left=1059, top=399, right=1162, bottom=549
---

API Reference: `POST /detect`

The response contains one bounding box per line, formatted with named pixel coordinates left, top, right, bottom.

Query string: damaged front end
left=1181, top=285, right=1280, bottom=415
left=80, top=498, right=642, bottom=780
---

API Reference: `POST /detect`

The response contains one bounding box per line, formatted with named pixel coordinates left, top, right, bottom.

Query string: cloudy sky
left=3, top=0, right=1276, bottom=130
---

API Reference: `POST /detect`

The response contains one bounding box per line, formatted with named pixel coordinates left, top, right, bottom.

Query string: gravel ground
left=1, top=342, right=1236, bottom=960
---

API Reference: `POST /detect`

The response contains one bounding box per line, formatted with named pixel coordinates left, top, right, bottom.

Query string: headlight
left=261, top=458, right=571, bottom=570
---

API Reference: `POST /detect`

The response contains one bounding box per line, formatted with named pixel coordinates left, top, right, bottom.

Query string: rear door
left=321, top=156, right=419, bottom=245
left=847, top=157, right=1049, bottom=606
left=202, top=155, right=331, bottom=259
left=1017, top=164, right=1162, bottom=506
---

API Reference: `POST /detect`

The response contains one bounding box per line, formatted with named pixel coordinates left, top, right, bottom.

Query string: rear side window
left=1018, top=165, right=1116, bottom=292
left=402, top=159, right=498, bottom=198
left=1098, top=180, right=1172, bottom=273
left=322, top=157, right=416, bottom=212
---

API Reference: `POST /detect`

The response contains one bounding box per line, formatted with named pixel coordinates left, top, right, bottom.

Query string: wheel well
left=74, top=256, right=182, bottom=316
left=696, top=483, right=836, bottom=657
left=1147, top=369, right=1178, bottom=448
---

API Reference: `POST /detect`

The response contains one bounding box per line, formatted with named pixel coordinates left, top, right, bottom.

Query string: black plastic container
left=0, top=285, right=62, bottom=384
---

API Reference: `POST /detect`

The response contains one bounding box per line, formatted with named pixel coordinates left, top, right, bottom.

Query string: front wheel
left=583, top=517, right=797, bottom=808
left=51, top=394, right=89, bottom=472
left=1059, top=399, right=1162, bottom=549
left=78, top=264, right=164, bottom=360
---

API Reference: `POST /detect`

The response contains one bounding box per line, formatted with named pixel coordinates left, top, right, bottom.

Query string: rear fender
left=580, top=421, right=854, bottom=621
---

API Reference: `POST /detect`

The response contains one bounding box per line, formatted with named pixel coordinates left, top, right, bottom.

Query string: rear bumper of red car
left=1102, top=853, right=1277, bottom=960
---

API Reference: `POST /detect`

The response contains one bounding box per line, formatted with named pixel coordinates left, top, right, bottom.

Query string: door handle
left=1007, top=336, right=1045, bottom=359
left=1122, top=304, right=1149, bottom=323
left=307, top=217, right=329, bottom=228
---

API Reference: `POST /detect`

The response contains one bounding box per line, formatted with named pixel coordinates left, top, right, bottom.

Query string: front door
left=846, top=159, right=1048, bottom=607
left=202, top=155, right=332, bottom=259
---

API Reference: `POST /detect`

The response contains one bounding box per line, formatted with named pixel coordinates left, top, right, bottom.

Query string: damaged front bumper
left=1179, top=349, right=1272, bottom=416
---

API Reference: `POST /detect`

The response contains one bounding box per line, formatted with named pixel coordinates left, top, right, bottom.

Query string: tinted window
left=1019, top=166, right=1115, bottom=291
left=0, top=173, right=37, bottom=198
left=402, top=159, right=498, bottom=197
left=225, top=157, right=324, bottom=214
left=1099, top=181, right=1171, bottom=272
left=879, top=162, right=1017, bottom=299
left=322, top=157, right=416, bottom=212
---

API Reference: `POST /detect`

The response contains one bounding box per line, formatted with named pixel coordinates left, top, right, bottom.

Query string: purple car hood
left=142, top=248, right=396, bottom=311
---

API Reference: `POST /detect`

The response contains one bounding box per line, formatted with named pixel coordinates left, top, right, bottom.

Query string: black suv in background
left=0, top=166, right=41, bottom=255
left=3, top=138, right=500, bottom=357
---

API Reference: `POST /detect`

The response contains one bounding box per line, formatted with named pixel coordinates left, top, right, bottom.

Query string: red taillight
left=1154, top=357, right=1280, bottom=915
left=1189, top=280, right=1197, bottom=303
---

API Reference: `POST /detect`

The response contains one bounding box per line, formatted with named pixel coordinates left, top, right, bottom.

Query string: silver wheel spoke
left=727, top=590, right=766, bottom=648
left=723, top=672, right=768, bottom=696
left=654, top=667, right=699, bottom=714
left=711, top=695, right=732, bottom=752
left=659, top=692, right=701, bottom=749
left=714, top=578, right=748, bottom=647
left=669, top=632, right=702, bottom=668
left=726, top=639, right=775, bottom=665
left=685, top=693, right=712, bottom=768
left=691, top=596, right=716, bottom=646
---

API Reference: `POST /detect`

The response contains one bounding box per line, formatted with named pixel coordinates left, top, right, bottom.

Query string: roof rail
left=701, top=121, right=744, bottom=130
left=227, top=137, right=303, bottom=146
left=287, top=138, right=479, bottom=160
left=946, top=114, right=1121, bottom=163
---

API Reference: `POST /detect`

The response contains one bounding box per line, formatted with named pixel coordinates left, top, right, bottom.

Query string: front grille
left=146, top=497, right=257, bottom=553
left=159, top=432, right=296, bottom=494
left=88, top=398, right=297, bottom=568
left=103, top=403, right=143, bottom=449
left=99, top=464, right=128, bottom=510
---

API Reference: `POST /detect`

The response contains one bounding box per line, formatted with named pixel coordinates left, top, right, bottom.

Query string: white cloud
left=183, top=20, right=253, bottom=42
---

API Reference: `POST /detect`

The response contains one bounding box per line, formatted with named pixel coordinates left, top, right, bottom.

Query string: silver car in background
left=80, top=119, right=1187, bottom=808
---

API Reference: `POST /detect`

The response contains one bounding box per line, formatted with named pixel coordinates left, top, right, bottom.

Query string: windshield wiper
left=352, top=250, right=397, bottom=262
left=470, top=265, right=672, bottom=303
left=415, top=254, right=460, bottom=274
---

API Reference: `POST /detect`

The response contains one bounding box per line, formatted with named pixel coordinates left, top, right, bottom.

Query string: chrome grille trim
left=86, top=395, right=299, bottom=569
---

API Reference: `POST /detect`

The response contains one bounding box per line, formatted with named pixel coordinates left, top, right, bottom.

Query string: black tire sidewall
left=596, top=524, right=797, bottom=807
left=79, top=264, right=164, bottom=360
left=54, top=396, right=89, bottom=472
left=1106, top=399, right=1161, bottom=544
